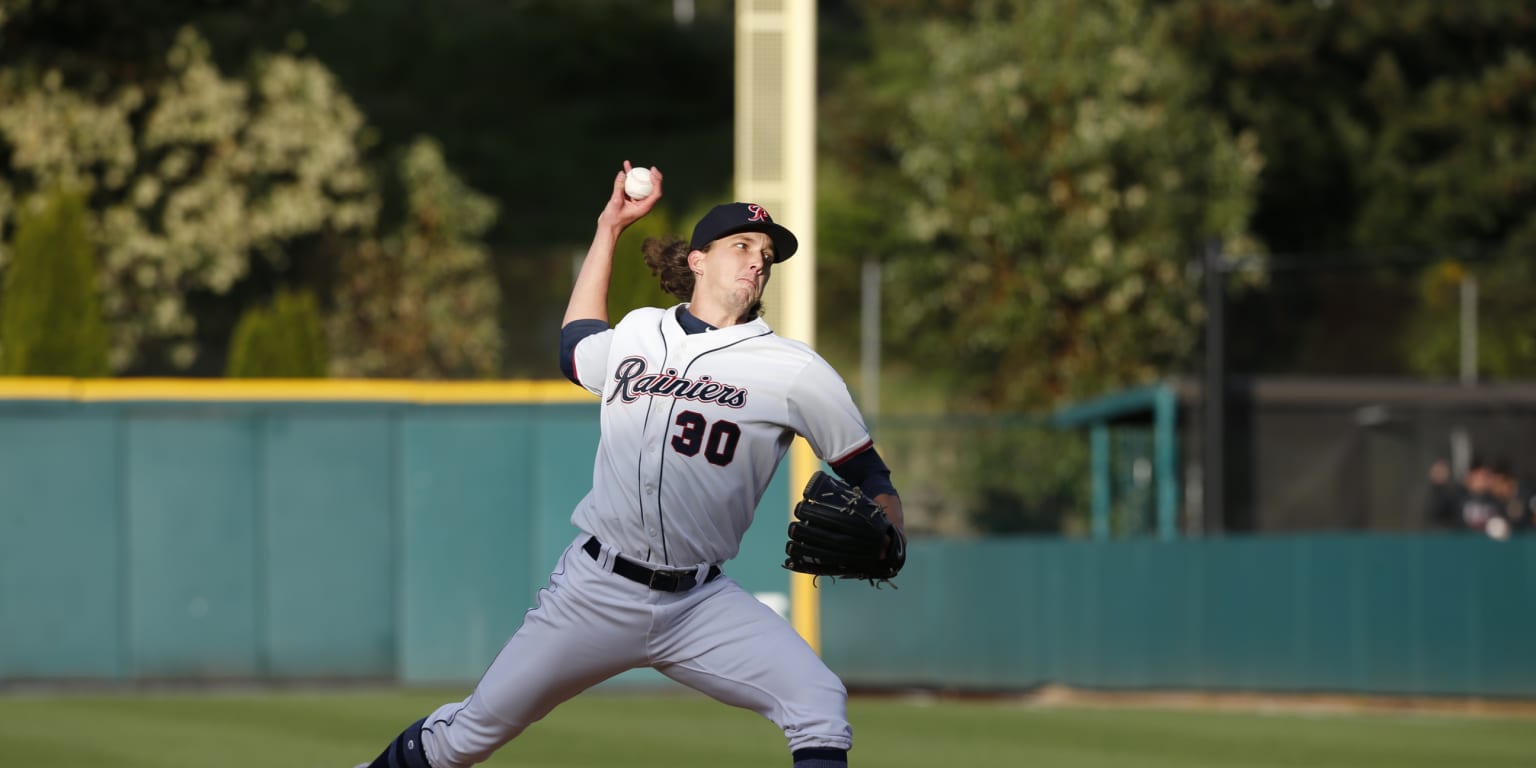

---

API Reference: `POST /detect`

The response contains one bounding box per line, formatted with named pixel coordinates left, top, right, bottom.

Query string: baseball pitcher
left=354, top=162, right=905, bottom=768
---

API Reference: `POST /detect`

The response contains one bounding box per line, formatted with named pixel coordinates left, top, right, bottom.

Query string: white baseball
left=624, top=167, right=654, bottom=200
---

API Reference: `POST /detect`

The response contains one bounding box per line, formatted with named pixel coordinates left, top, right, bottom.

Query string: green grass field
left=1, top=689, right=1532, bottom=768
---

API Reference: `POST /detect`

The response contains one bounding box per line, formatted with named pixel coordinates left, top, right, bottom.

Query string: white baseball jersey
left=568, top=303, right=872, bottom=567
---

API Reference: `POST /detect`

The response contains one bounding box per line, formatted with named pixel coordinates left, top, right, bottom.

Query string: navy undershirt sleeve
left=559, top=319, right=610, bottom=385
left=832, top=446, right=898, bottom=499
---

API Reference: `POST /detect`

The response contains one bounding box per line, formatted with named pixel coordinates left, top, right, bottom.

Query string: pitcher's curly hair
left=642, top=236, right=764, bottom=320
left=642, top=236, right=695, bottom=303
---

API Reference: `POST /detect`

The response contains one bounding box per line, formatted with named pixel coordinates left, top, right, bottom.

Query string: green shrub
left=0, top=190, right=111, bottom=377
left=225, top=289, right=328, bottom=378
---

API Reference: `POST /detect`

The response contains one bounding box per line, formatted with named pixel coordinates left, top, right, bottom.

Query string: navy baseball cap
left=688, top=202, right=799, bottom=262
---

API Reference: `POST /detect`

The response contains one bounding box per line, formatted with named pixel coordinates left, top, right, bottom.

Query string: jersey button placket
left=641, top=397, right=667, bottom=548
left=645, top=476, right=658, bottom=539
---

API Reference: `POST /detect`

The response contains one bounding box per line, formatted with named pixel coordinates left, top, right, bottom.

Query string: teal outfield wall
left=0, top=388, right=792, bottom=685
left=4, top=387, right=1533, bottom=699
left=821, top=535, right=1536, bottom=698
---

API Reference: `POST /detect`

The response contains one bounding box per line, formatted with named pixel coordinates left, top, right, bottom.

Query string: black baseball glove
left=784, top=471, right=906, bottom=586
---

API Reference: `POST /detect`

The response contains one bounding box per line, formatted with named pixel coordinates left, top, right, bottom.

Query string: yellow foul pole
left=735, top=0, right=820, bottom=651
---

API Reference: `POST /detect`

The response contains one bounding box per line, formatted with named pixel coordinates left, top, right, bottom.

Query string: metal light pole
left=1202, top=240, right=1226, bottom=535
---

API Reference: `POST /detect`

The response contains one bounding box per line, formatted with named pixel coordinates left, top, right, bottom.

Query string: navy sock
left=793, top=746, right=849, bottom=767
left=362, top=717, right=432, bottom=768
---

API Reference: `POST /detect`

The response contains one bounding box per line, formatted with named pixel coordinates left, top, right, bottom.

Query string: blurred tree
left=821, top=0, right=1261, bottom=410
left=1164, top=0, right=1536, bottom=254
left=328, top=138, right=502, bottom=378
left=292, top=0, right=739, bottom=375
left=225, top=288, right=327, bottom=377
left=0, top=0, right=742, bottom=378
left=294, top=0, right=735, bottom=249
left=0, top=25, right=377, bottom=372
left=0, top=13, right=504, bottom=378
left=0, top=189, right=111, bottom=376
left=1164, top=0, right=1536, bottom=378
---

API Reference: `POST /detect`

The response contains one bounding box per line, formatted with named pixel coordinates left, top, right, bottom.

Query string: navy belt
left=583, top=536, right=721, bottom=593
